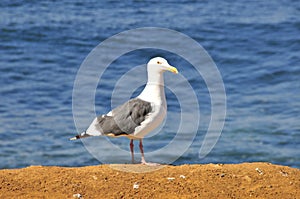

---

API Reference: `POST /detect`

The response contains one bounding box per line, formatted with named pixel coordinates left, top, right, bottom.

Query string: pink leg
left=130, top=139, right=134, bottom=164
left=139, top=139, right=160, bottom=166
left=139, top=139, right=146, bottom=164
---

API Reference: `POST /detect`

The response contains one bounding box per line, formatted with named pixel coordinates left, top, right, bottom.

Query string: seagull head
left=147, top=57, right=178, bottom=74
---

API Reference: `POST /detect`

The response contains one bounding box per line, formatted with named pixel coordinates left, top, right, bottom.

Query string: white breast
left=129, top=68, right=167, bottom=139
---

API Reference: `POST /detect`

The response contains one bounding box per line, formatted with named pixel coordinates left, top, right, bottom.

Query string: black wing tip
left=69, top=135, right=80, bottom=140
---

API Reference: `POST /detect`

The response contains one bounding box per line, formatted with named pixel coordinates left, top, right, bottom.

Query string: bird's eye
left=157, top=61, right=162, bottom=64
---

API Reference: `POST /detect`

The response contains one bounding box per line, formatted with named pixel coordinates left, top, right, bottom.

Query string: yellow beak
left=167, top=66, right=179, bottom=74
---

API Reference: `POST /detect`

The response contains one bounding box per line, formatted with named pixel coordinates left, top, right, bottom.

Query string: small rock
left=179, top=175, right=186, bottom=179
left=133, top=182, right=139, bottom=189
left=92, top=175, right=98, bottom=180
left=167, top=177, right=175, bottom=181
left=220, top=173, right=226, bottom=178
left=280, top=171, right=288, bottom=177
left=255, top=168, right=263, bottom=175
left=73, top=193, right=82, bottom=198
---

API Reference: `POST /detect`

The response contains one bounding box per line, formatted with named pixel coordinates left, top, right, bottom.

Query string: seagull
left=70, top=57, right=178, bottom=165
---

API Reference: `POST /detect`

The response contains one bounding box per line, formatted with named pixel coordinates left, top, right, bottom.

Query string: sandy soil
left=0, top=162, right=299, bottom=199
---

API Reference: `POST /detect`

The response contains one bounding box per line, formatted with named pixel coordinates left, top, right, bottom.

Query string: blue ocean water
left=0, top=1, right=299, bottom=169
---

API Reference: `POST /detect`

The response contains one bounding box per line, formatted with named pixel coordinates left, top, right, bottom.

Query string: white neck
left=137, top=70, right=166, bottom=103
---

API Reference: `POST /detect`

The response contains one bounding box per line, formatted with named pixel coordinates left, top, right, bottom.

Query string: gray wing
left=96, top=98, right=152, bottom=136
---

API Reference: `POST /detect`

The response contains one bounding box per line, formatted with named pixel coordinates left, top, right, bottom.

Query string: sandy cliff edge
left=0, top=162, right=299, bottom=198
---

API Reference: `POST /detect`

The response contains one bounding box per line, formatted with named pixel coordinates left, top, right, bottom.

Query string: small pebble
left=280, top=171, right=288, bottom=177
left=73, top=193, right=82, bottom=198
left=179, top=175, right=186, bottom=179
left=133, top=182, right=139, bottom=189
left=255, top=168, right=263, bottom=175
left=167, top=177, right=175, bottom=181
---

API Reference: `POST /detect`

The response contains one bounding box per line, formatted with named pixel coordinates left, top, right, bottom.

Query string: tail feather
left=69, top=131, right=90, bottom=140
left=69, top=135, right=80, bottom=140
